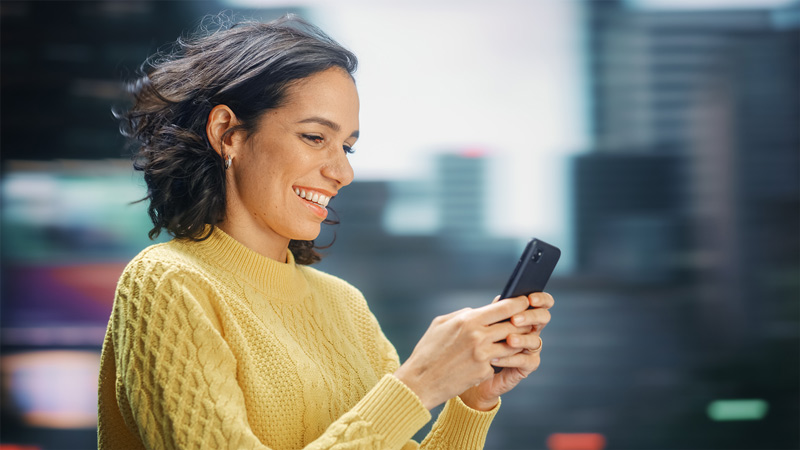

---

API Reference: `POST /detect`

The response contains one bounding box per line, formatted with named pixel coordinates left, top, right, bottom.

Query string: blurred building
left=573, top=1, right=800, bottom=447
left=574, top=153, right=685, bottom=284
left=437, top=153, right=488, bottom=248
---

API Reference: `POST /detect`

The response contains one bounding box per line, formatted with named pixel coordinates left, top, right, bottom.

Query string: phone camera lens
left=532, top=249, right=543, bottom=262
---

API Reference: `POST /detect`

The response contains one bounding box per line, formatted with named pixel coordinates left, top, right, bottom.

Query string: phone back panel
left=500, top=238, right=561, bottom=299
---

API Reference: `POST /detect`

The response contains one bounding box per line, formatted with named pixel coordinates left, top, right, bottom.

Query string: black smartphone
left=499, top=238, right=561, bottom=300
left=493, top=238, right=560, bottom=372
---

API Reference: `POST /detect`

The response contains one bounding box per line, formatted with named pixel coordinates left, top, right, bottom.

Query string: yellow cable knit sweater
left=98, top=227, right=499, bottom=449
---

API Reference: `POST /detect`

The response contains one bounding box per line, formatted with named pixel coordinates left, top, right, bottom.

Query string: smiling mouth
left=294, top=188, right=331, bottom=208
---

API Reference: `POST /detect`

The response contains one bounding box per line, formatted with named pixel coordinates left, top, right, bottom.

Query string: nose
left=322, top=149, right=354, bottom=188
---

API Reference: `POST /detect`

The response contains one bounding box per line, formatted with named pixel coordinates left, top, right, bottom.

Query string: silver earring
left=225, top=154, right=233, bottom=169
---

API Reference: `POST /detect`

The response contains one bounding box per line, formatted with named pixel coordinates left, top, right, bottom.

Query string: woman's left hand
left=458, top=292, right=554, bottom=411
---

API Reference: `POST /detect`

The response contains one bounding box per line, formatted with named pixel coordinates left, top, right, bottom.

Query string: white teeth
left=294, top=188, right=331, bottom=207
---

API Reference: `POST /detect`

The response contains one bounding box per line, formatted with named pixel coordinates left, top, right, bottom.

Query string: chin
left=290, top=225, right=323, bottom=242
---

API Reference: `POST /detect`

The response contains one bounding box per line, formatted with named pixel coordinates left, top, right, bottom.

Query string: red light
left=460, top=148, right=486, bottom=158
left=547, top=433, right=607, bottom=450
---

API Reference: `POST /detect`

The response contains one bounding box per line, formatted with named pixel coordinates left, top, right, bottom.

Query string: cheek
left=238, top=158, right=298, bottom=214
left=236, top=139, right=314, bottom=207
left=234, top=163, right=272, bottom=209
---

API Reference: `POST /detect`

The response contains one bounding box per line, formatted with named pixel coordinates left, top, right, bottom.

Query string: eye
left=343, top=144, right=355, bottom=155
left=302, top=134, right=324, bottom=145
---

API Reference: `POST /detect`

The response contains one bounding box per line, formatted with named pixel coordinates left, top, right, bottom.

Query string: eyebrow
left=298, top=116, right=359, bottom=139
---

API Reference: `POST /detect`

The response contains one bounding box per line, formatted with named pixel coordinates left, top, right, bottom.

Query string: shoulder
left=116, top=240, right=218, bottom=304
left=127, top=239, right=198, bottom=268
left=114, top=240, right=226, bottom=331
left=121, top=239, right=207, bottom=277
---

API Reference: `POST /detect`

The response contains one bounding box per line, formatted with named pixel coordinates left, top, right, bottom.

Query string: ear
left=206, top=104, right=242, bottom=157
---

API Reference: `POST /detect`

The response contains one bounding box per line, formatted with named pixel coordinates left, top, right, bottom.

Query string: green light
left=707, top=399, right=769, bottom=421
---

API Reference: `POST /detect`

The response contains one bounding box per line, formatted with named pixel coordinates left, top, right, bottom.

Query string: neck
left=216, top=219, right=290, bottom=263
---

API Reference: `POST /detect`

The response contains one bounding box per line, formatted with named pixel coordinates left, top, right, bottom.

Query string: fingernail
left=513, top=315, right=525, bottom=325
left=491, top=358, right=500, bottom=363
left=509, top=337, right=519, bottom=346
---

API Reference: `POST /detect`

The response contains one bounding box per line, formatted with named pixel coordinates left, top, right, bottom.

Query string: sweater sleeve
left=418, top=396, right=501, bottom=450
left=352, top=294, right=500, bottom=450
left=102, top=261, right=432, bottom=450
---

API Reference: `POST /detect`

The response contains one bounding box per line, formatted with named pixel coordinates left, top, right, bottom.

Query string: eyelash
left=302, top=134, right=355, bottom=155
left=303, top=134, right=324, bottom=145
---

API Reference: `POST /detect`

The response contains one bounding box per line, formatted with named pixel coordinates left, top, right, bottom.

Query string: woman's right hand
left=393, top=296, right=532, bottom=410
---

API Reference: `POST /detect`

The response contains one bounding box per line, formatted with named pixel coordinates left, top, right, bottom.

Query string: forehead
left=278, top=68, right=359, bottom=119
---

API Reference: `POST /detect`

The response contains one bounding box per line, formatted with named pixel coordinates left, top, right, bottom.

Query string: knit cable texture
left=98, top=227, right=499, bottom=450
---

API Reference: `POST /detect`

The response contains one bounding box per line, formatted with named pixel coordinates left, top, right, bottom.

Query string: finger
left=509, top=308, right=551, bottom=328
left=490, top=295, right=501, bottom=304
left=478, top=296, right=529, bottom=325
left=484, top=341, right=520, bottom=362
left=491, top=349, right=542, bottom=371
left=506, top=333, right=543, bottom=350
left=528, top=292, right=554, bottom=309
left=485, top=320, right=533, bottom=343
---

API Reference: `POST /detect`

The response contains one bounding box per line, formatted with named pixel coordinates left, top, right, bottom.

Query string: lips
left=293, top=187, right=331, bottom=208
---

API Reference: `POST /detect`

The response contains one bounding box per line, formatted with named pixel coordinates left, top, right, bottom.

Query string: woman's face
left=225, top=67, right=359, bottom=251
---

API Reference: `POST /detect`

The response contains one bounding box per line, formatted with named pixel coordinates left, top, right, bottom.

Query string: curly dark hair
left=116, top=14, right=357, bottom=265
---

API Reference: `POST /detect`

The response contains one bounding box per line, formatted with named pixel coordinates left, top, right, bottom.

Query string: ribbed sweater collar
left=190, top=226, right=310, bottom=301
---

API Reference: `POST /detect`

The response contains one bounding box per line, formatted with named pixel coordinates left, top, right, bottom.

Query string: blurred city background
left=1, top=0, right=798, bottom=449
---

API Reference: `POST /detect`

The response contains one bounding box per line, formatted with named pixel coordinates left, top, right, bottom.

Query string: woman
left=98, top=15, right=555, bottom=450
